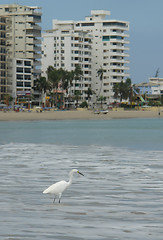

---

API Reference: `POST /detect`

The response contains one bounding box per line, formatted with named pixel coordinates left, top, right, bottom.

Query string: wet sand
left=0, top=108, right=162, bottom=121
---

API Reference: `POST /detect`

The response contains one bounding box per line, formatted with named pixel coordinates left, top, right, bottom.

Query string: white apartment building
left=42, top=10, right=130, bottom=104
left=0, top=16, right=8, bottom=101
left=149, top=77, right=163, bottom=96
left=76, top=10, right=130, bottom=103
left=12, top=58, right=32, bottom=100
left=42, top=22, right=92, bottom=102
left=0, top=4, right=42, bottom=104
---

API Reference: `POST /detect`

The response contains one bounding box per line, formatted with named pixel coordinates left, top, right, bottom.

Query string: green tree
left=86, top=87, right=94, bottom=107
left=97, top=95, right=106, bottom=109
left=80, top=101, right=88, bottom=108
left=47, top=66, right=59, bottom=90
left=74, top=90, right=81, bottom=108
left=73, top=64, right=83, bottom=92
left=34, top=76, right=51, bottom=106
left=4, top=94, right=13, bottom=106
left=97, top=67, right=104, bottom=98
left=47, top=66, right=61, bottom=107
left=161, top=95, right=163, bottom=105
left=113, top=78, right=132, bottom=102
left=61, top=70, right=74, bottom=94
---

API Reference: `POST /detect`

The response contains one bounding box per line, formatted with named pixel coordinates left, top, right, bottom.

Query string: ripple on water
left=0, top=143, right=163, bottom=239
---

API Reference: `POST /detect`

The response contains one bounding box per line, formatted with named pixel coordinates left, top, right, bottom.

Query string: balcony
left=33, top=68, right=41, bottom=74
left=110, top=52, right=129, bottom=58
left=33, top=60, right=41, bottom=67
left=110, top=65, right=130, bottom=71
left=26, top=45, right=34, bottom=51
left=34, top=53, right=41, bottom=59
left=34, top=45, right=41, bottom=52
left=110, top=39, right=130, bottom=45
left=111, top=45, right=130, bottom=51
left=109, top=32, right=129, bottom=38
left=26, top=15, right=41, bottom=24
left=26, top=29, right=41, bottom=38
left=110, top=72, right=130, bottom=78
left=26, top=37, right=41, bottom=45
left=26, top=23, right=41, bottom=31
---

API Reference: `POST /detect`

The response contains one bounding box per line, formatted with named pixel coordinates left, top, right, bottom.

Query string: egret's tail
left=43, top=189, right=48, bottom=194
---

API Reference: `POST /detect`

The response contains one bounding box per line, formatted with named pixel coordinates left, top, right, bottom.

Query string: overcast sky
left=3, top=0, right=163, bottom=83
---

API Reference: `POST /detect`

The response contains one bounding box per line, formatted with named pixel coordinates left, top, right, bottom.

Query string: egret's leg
left=53, top=196, right=56, bottom=203
left=58, top=193, right=62, bottom=203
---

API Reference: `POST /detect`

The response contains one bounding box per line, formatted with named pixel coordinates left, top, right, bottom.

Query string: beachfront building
left=0, top=4, right=42, bottom=105
left=76, top=10, right=130, bottom=103
left=149, top=77, right=163, bottom=96
left=0, top=15, right=9, bottom=102
left=42, top=10, right=130, bottom=105
left=0, top=15, right=13, bottom=103
left=135, top=77, right=163, bottom=104
left=12, top=58, right=33, bottom=105
left=42, top=22, right=92, bottom=104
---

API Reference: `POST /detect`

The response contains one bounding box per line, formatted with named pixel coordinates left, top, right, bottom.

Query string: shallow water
left=0, top=119, right=163, bottom=239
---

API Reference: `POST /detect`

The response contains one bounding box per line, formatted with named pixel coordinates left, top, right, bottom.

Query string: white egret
left=43, top=169, right=84, bottom=203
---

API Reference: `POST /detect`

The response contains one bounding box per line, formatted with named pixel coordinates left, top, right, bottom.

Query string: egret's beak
left=78, top=171, right=84, bottom=176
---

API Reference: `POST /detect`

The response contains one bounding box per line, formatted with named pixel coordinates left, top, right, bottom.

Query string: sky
left=2, top=0, right=163, bottom=84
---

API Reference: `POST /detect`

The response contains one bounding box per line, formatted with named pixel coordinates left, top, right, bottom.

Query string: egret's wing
left=43, top=180, right=68, bottom=194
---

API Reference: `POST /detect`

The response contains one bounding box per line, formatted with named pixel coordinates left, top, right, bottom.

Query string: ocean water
left=0, top=118, right=163, bottom=239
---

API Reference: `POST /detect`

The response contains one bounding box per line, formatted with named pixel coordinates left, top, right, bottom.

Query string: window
left=81, top=23, right=94, bottom=27
left=102, top=36, right=110, bottom=41
left=16, top=60, right=23, bottom=65
left=0, top=55, right=6, bottom=61
left=103, top=22, right=127, bottom=27
left=17, top=81, right=23, bottom=87
left=24, top=68, right=31, bottom=73
left=24, top=61, right=31, bottom=66
left=17, top=74, right=23, bottom=80
left=25, top=82, right=31, bottom=87
left=0, top=63, right=6, bottom=69
left=16, top=67, right=23, bottom=73
left=25, top=75, right=31, bottom=80
left=1, top=86, right=6, bottom=93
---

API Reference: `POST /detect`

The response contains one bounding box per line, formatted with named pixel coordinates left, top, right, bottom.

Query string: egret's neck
left=68, top=174, right=73, bottom=186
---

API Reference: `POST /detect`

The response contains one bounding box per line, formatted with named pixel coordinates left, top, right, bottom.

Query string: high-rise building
left=42, top=22, right=92, bottom=102
left=0, top=16, right=9, bottom=101
left=0, top=4, right=42, bottom=104
left=76, top=10, right=130, bottom=103
left=42, top=10, right=129, bottom=104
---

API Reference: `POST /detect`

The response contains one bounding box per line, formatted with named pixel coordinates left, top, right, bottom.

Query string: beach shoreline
left=0, top=108, right=162, bottom=121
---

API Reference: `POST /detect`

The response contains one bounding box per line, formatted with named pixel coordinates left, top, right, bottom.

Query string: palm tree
left=62, top=70, right=74, bottom=108
left=47, top=66, right=60, bottom=107
left=47, top=66, right=59, bottom=90
left=74, top=90, right=81, bottom=108
left=113, top=83, right=119, bottom=100
left=86, top=87, right=94, bottom=107
left=4, top=94, right=13, bottom=106
left=34, top=76, right=51, bottom=106
left=113, top=78, right=133, bottom=103
left=97, top=67, right=104, bottom=98
left=97, top=96, right=106, bottom=109
left=73, top=64, right=83, bottom=92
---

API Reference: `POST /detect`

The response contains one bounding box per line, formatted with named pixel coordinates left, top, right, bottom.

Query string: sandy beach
left=0, top=108, right=162, bottom=121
